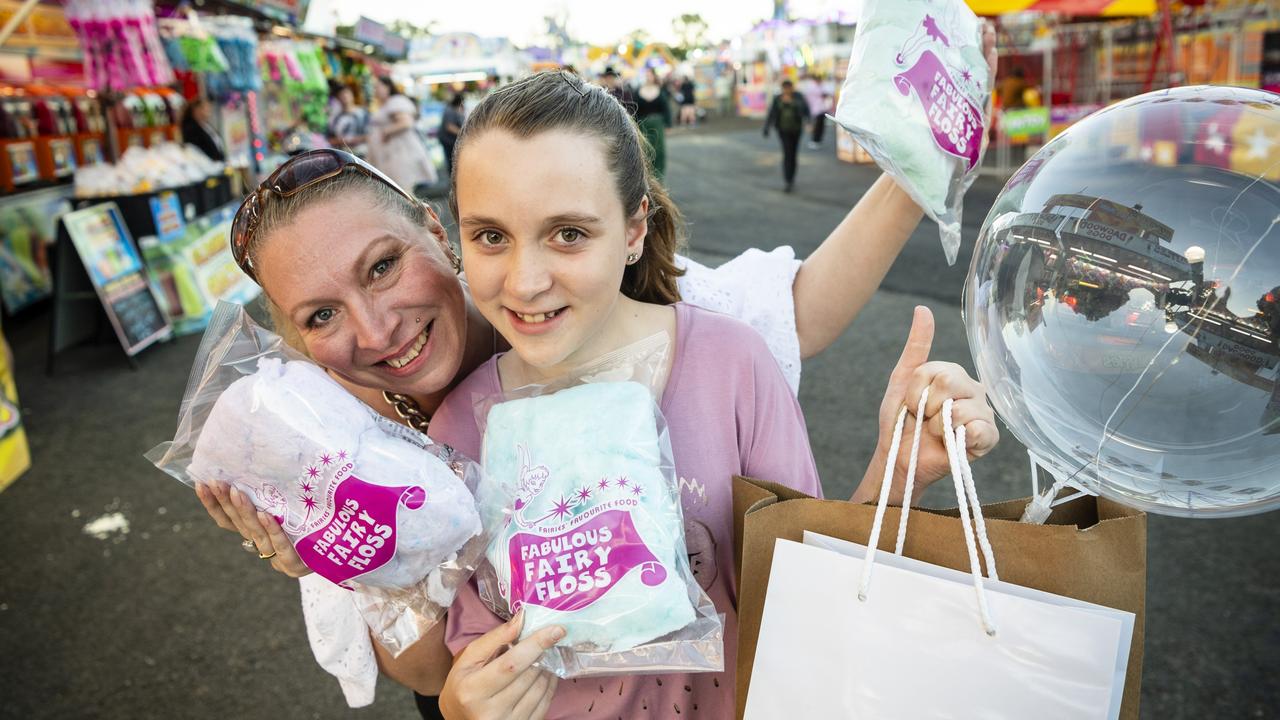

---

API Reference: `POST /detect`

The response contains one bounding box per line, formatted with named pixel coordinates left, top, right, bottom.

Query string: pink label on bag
left=293, top=467, right=421, bottom=586
left=507, top=509, right=666, bottom=614
left=894, top=50, right=983, bottom=170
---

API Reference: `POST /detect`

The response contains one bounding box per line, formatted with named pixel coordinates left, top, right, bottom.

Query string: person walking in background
left=438, top=94, right=465, bottom=178
left=181, top=96, right=225, bottom=162
left=634, top=67, right=672, bottom=179
left=367, top=76, right=438, bottom=195
left=678, top=74, right=697, bottom=126
left=763, top=79, right=809, bottom=192
left=600, top=66, right=634, bottom=108
left=800, top=74, right=828, bottom=149
left=327, top=85, right=368, bottom=151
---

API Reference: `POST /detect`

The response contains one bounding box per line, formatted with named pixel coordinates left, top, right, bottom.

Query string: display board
left=0, top=185, right=73, bottom=313
left=55, top=203, right=170, bottom=358
left=140, top=202, right=259, bottom=335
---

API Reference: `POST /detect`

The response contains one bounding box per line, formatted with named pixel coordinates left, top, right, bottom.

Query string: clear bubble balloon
left=965, top=86, right=1280, bottom=518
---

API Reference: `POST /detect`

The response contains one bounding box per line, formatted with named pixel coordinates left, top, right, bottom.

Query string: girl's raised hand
left=440, top=611, right=564, bottom=720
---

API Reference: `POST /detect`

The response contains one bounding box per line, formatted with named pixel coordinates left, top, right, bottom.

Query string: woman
left=367, top=76, right=437, bottom=194
left=181, top=96, right=225, bottom=162
left=633, top=68, right=671, bottom=180
left=328, top=85, right=369, bottom=151
left=202, top=25, right=997, bottom=716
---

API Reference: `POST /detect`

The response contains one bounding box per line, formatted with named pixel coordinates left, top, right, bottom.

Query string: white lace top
left=299, top=246, right=803, bottom=706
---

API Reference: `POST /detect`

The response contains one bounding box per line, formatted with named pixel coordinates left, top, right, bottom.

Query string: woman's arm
left=793, top=174, right=923, bottom=359
left=373, top=619, right=454, bottom=696
left=788, top=174, right=921, bottom=358
left=793, top=23, right=997, bottom=360
left=850, top=306, right=998, bottom=505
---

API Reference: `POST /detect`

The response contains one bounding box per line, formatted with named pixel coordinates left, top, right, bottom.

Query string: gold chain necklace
left=380, top=327, right=498, bottom=434
left=383, top=391, right=431, bottom=431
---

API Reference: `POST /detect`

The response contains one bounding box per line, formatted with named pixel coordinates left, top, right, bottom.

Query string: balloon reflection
left=965, top=86, right=1280, bottom=517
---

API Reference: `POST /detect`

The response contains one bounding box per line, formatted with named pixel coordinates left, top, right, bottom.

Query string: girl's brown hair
left=448, top=70, right=685, bottom=304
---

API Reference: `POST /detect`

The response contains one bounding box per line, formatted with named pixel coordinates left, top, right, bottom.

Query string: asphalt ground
left=0, top=116, right=1275, bottom=719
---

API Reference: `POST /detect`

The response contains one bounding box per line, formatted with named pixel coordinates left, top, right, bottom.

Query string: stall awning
left=966, top=0, right=1157, bottom=15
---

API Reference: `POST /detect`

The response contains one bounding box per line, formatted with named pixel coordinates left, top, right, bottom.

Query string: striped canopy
left=966, top=0, right=1157, bottom=15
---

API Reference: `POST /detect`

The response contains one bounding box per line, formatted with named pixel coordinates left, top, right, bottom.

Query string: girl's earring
left=626, top=252, right=640, bottom=265
left=447, top=244, right=462, bottom=273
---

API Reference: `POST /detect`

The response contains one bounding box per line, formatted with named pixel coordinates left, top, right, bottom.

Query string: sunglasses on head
left=230, top=148, right=417, bottom=282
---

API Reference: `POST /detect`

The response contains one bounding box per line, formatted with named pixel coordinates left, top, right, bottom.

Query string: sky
left=305, top=0, right=860, bottom=47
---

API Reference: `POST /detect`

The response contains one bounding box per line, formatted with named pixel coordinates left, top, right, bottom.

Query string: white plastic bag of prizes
left=834, top=0, right=991, bottom=265
left=470, top=334, right=723, bottom=678
left=146, top=302, right=510, bottom=657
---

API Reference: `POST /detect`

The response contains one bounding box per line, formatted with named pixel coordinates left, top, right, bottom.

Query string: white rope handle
left=857, top=404, right=907, bottom=602
left=858, top=395, right=999, bottom=636
left=948, top=410, right=998, bottom=583
left=893, top=387, right=930, bottom=555
left=941, top=399, right=998, bottom=635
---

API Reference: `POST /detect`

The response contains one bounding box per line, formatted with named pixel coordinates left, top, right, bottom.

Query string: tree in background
left=387, top=19, right=437, bottom=39
left=672, top=13, right=709, bottom=60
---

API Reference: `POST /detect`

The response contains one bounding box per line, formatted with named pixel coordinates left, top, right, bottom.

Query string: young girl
left=427, top=71, right=982, bottom=719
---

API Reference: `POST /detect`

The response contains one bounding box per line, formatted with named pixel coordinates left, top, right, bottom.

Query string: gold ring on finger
left=258, top=549, right=278, bottom=560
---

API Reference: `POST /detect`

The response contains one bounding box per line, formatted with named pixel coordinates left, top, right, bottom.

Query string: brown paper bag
left=733, top=475, right=1146, bottom=719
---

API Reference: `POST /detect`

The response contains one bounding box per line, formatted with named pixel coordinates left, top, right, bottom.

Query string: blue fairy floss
left=482, top=381, right=697, bottom=651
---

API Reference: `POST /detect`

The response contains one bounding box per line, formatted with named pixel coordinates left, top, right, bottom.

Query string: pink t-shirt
left=429, top=302, right=822, bottom=719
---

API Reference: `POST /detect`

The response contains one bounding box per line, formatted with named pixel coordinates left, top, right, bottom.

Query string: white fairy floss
left=189, top=357, right=482, bottom=593
left=834, top=0, right=990, bottom=264
left=147, top=302, right=501, bottom=658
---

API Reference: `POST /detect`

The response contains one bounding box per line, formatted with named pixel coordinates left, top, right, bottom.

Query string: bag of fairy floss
left=472, top=337, right=723, bottom=678
left=834, top=0, right=991, bottom=264
left=147, top=302, right=507, bottom=657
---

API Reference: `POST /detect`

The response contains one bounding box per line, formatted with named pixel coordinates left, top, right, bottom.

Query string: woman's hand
left=440, top=612, right=563, bottom=720
left=852, top=306, right=999, bottom=505
left=195, top=481, right=311, bottom=578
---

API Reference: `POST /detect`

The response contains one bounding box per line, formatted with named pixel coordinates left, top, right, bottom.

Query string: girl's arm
left=439, top=613, right=563, bottom=720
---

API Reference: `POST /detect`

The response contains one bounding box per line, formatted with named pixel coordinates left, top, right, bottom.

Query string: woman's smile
left=378, top=321, right=433, bottom=372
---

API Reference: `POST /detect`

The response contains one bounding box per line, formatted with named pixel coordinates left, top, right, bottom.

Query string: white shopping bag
left=743, top=395, right=1135, bottom=720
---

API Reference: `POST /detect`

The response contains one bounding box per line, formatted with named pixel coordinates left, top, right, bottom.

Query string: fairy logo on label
left=287, top=450, right=427, bottom=587
left=503, top=448, right=668, bottom=614
left=892, top=15, right=983, bottom=171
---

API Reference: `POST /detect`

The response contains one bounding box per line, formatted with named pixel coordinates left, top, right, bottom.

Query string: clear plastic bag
left=833, top=0, right=990, bottom=265
left=470, top=334, right=724, bottom=678
left=146, top=301, right=509, bottom=656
